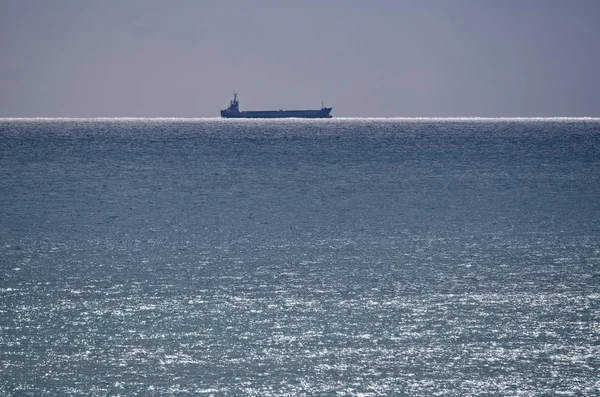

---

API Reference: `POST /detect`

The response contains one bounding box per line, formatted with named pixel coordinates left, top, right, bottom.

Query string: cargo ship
left=220, top=93, right=332, bottom=118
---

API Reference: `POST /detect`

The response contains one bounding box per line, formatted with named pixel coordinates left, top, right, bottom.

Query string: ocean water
left=0, top=118, right=599, bottom=396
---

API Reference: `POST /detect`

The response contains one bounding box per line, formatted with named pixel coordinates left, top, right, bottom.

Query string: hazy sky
left=1, top=0, right=599, bottom=117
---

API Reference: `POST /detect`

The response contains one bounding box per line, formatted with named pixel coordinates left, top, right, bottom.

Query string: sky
left=1, top=0, right=599, bottom=117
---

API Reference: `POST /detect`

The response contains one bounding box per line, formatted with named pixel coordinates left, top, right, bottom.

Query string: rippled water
left=1, top=118, right=599, bottom=396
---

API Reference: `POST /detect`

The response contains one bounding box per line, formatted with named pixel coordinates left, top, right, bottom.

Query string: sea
left=1, top=118, right=599, bottom=396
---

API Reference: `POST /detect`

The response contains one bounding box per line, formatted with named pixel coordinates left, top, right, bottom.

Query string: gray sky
left=1, top=0, right=599, bottom=117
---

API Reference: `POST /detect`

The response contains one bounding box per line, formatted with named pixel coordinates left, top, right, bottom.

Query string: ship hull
left=221, top=108, right=332, bottom=119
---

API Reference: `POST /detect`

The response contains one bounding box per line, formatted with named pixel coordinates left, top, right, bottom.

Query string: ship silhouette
left=220, top=93, right=332, bottom=118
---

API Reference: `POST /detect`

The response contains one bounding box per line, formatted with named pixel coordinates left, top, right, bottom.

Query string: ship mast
left=229, top=92, right=239, bottom=112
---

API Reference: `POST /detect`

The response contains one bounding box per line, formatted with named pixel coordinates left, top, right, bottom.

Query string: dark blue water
left=1, top=118, right=599, bottom=396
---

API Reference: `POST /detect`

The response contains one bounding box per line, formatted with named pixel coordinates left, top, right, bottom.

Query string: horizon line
left=1, top=116, right=600, bottom=121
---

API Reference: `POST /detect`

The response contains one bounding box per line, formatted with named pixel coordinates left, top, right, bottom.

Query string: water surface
left=1, top=118, right=599, bottom=396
